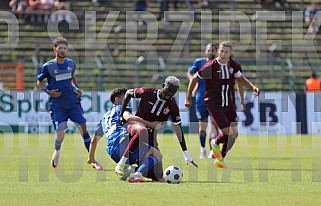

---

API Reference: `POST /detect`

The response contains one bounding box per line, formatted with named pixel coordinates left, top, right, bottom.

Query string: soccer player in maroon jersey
left=185, top=41, right=260, bottom=168
left=119, top=76, right=197, bottom=182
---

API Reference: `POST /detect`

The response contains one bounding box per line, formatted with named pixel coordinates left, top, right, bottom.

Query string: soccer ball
left=163, top=165, right=183, bottom=184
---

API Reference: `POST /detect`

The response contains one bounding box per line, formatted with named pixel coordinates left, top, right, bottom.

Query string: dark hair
left=312, top=72, right=317, bottom=78
left=53, top=37, right=68, bottom=47
left=110, top=88, right=127, bottom=103
left=206, top=43, right=217, bottom=50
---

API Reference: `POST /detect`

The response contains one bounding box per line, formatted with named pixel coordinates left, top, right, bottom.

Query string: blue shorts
left=195, top=102, right=209, bottom=121
left=50, top=103, right=86, bottom=131
left=109, top=138, right=151, bottom=165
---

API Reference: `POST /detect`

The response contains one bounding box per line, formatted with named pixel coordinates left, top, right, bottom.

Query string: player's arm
left=123, top=110, right=163, bottom=129
left=236, top=81, right=245, bottom=112
left=236, top=75, right=260, bottom=97
left=185, top=74, right=200, bottom=108
left=174, top=124, right=198, bottom=167
left=186, top=71, right=198, bottom=97
left=36, top=79, right=47, bottom=92
left=71, top=74, right=82, bottom=97
left=36, top=65, right=61, bottom=98
left=87, top=134, right=102, bottom=164
left=174, top=124, right=187, bottom=151
left=120, top=89, right=135, bottom=119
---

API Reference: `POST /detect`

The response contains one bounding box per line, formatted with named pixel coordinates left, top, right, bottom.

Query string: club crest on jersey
left=163, top=106, right=170, bottom=115
left=229, top=68, right=234, bottom=74
left=67, top=67, right=72, bottom=72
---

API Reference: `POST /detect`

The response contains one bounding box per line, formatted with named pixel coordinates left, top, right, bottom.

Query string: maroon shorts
left=205, top=104, right=237, bottom=129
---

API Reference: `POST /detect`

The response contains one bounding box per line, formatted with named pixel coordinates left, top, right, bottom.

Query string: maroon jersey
left=197, top=58, right=242, bottom=109
left=134, top=87, right=182, bottom=125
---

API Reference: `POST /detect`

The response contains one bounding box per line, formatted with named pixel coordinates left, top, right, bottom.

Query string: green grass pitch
left=1, top=133, right=321, bottom=206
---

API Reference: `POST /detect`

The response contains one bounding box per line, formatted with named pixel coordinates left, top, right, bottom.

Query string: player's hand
left=241, top=102, right=246, bottom=112
left=150, top=121, right=165, bottom=130
left=183, top=150, right=198, bottom=168
left=48, top=89, right=61, bottom=98
left=184, top=96, right=193, bottom=108
left=120, top=116, right=126, bottom=125
left=253, top=86, right=260, bottom=97
left=75, top=89, right=82, bottom=97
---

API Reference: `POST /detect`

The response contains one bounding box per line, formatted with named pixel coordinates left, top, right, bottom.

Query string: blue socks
left=54, top=138, right=62, bottom=150
left=137, top=156, right=159, bottom=176
left=82, top=132, right=91, bottom=152
left=200, top=134, right=206, bottom=148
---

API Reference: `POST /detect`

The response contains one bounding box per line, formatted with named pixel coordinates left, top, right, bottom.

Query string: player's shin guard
left=146, top=161, right=163, bottom=180
left=82, top=132, right=91, bottom=152
left=137, top=156, right=159, bottom=176
left=54, top=137, right=62, bottom=150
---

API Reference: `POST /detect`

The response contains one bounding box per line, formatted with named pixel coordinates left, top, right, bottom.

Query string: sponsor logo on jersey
left=163, top=106, right=170, bottom=115
left=55, top=72, right=71, bottom=81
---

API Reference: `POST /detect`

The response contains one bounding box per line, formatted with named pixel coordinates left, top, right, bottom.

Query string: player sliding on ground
left=119, top=76, right=198, bottom=182
left=87, top=88, right=163, bottom=182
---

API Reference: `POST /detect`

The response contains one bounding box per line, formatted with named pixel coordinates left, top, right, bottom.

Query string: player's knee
left=56, top=130, right=65, bottom=141
left=222, top=127, right=233, bottom=136
left=199, top=130, right=206, bottom=136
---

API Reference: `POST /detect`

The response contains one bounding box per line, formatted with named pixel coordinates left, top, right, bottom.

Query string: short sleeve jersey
left=101, top=105, right=132, bottom=155
left=187, top=57, right=208, bottom=104
left=197, top=58, right=242, bottom=108
left=133, top=87, right=182, bottom=125
left=37, top=58, right=80, bottom=106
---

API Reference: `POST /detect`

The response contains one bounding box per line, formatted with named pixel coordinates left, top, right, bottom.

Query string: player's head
left=205, top=43, right=217, bottom=60
left=217, top=41, right=234, bottom=64
left=110, top=88, right=127, bottom=105
left=312, top=72, right=317, bottom=78
left=53, top=37, right=68, bottom=59
left=160, top=76, right=180, bottom=101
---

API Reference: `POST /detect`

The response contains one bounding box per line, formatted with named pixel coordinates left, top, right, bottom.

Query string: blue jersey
left=98, top=105, right=132, bottom=155
left=37, top=58, right=80, bottom=107
left=188, top=57, right=209, bottom=105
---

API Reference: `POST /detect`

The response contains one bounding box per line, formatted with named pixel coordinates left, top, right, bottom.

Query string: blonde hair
left=165, top=76, right=180, bottom=87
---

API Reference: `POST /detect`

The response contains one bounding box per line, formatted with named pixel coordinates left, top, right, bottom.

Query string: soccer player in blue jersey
left=186, top=43, right=219, bottom=159
left=87, top=88, right=163, bottom=182
left=36, top=37, right=102, bottom=170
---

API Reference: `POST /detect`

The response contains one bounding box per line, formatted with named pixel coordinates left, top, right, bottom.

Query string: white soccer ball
left=163, top=165, right=183, bottom=184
